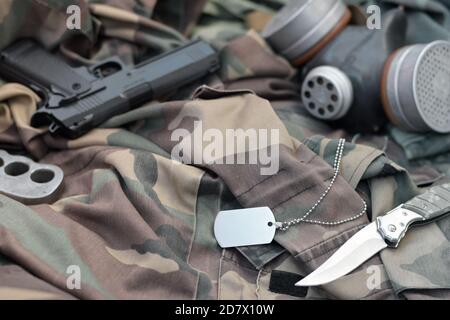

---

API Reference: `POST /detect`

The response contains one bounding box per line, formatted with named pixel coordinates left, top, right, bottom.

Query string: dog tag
left=214, top=207, right=277, bottom=248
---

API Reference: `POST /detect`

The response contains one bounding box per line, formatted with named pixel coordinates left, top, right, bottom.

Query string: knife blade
left=296, top=183, right=450, bottom=287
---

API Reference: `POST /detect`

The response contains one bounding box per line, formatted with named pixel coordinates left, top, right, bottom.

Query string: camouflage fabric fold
left=0, top=0, right=449, bottom=300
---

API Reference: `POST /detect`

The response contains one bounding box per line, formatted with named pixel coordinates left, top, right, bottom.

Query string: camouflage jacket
left=0, top=0, right=449, bottom=300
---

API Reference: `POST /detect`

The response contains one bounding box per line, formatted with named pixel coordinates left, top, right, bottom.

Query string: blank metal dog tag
left=214, top=207, right=277, bottom=248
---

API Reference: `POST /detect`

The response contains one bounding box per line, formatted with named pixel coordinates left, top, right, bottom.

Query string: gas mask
left=262, top=0, right=450, bottom=133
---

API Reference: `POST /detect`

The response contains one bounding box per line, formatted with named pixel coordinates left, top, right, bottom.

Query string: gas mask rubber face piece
left=299, top=9, right=408, bottom=132
left=262, top=0, right=408, bottom=133
left=261, top=0, right=352, bottom=66
left=263, top=1, right=449, bottom=133
left=382, top=41, right=450, bottom=133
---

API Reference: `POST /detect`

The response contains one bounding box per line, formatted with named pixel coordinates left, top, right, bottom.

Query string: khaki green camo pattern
left=0, top=0, right=449, bottom=300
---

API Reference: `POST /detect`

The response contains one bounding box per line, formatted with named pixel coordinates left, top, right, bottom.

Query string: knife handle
left=403, top=183, right=450, bottom=222
left=376, top=183, right=450, bottom=247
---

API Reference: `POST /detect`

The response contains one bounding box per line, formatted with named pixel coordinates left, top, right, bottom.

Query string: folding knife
left=296, top=183, right=450, bottom=287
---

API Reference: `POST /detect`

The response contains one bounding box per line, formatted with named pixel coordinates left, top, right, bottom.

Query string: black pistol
left=0, top=39, right=220, bottom=138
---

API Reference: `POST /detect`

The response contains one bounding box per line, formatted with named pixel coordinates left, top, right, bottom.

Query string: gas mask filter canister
left=382, top=41, right=450, bottom=133
left=262, top=0, right=351, bottom=65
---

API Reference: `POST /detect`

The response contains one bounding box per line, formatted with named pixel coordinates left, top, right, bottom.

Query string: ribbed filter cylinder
left=262, top=0, right=351, bottom=65
left=382, top=41, right=450, bottom=133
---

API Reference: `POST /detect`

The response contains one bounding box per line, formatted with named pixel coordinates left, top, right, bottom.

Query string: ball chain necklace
left=276, top=138, right=367, bottom=231
left=214, top=138, right=368, bottom=248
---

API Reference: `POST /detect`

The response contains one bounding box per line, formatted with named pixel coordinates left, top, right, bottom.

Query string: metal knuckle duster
left=0, top=150, right=64, bottom=204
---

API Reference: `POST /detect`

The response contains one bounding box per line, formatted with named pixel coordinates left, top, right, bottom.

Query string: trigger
left=29, top=84, right=49, bottom=107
